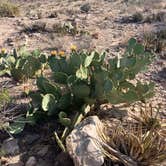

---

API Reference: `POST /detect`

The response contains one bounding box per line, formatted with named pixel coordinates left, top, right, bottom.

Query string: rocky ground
left=0, top=0, right=166, bottom=165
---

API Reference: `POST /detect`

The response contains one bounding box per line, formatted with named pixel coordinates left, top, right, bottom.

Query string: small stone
left=1, top=138, right=19, bottom=155
left=38, top=158, right=51, bottom=166
left=158, top=68, right=166, bottom=79
left=37, top=145, right=49, bottom=157
left=24, top=134, right=40, bottom=144
left=25, top=156, right=37, bottom=166
left=80, top=3, right=91, bottom=13
left=54, top=152, right=73, bottom=166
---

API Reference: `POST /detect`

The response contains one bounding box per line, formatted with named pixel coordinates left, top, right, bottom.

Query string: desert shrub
left=0, top=48, right=47, bottom=81
left=0, top=0, right=20, bottom=17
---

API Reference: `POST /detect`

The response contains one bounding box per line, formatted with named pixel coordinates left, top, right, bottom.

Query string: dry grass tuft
left=0, top=0, right=20, bottom=17
left=95, top=104, right=166, bottom=166
left=98, top=127, right=166, bottom=166
left=143, top=28, right=166, bottom=53
left=130, top=103, right=162, bottom=131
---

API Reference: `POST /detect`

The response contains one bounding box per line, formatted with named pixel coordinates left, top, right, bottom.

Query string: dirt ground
left=0, top=0, right=166, bottom=165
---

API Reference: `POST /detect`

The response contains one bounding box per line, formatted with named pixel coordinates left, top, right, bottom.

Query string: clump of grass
left=0, top=0, right=20, bottom=17
left=100, top=128, right=165, bottom=166
left=95, top=103, right=166, bottom=166
left=143, top=28, right=166, bottom=53
left=22, top=21, right=47, bottom=33
left=130, top=103, right=161, bottom=130
left=145, top=12, right=166, bottom=23
left=121, top=12, right=143, bottom=23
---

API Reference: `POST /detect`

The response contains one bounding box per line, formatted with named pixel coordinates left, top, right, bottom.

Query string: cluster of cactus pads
left=28, top=38, right=155, bottom=128
left=0, top=48, right=46, bottom=81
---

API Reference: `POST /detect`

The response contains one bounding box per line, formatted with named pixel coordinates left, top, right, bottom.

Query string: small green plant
left=0, top=48, right=47, bottom=81
left=0, top=88, right=10, bottom=110
left=0, top=0, right=20, bottom=17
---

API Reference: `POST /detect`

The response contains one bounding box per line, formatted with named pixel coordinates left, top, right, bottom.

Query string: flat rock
left=54, top=152, right=74, bottom=166
left=7, top=155, right=24, bottom=166
left=25, top=156, right=37, bottom=166
left=66, top=116, right=104, bottom=166
left=24, top=134, right=40, bottom=144
left=37, top=145, right=49, bottom=157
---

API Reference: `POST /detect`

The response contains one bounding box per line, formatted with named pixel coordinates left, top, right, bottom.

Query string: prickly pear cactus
left=42, top=94, right=57, bottom=114
left=28, top=38, right=155, bottom=129
left=0, top=48, right=46, bottom=81
left=58, top=112, right=71, bottom=127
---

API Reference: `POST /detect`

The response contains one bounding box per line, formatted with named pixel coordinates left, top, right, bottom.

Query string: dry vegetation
left=0, top=0, right=20, bottom=17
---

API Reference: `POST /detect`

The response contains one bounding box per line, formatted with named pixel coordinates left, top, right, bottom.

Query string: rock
left=80, top=3, right=91, bottom=13
left=54, top=152, right=74, bottom=166
left=24, top=134, right=40, bottom=144
left=1, top=138, right=19, bottom=155
left=25, top=156, right=37, bottom=166
left=37, top=145, right=49, bottom=157
left=7, top=155, right=24, bottom=166
left=66, top=116, right=104, bottom=166
left=158, top=67, right=166, bottom=79
left=38, top=158, right=51, bottom=166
